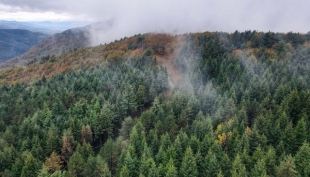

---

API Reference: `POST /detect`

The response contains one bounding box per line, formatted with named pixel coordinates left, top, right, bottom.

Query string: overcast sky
left=1, top=0, right=309, bottom=43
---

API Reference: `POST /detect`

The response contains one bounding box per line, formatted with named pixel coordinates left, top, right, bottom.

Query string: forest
left=1, top=30, right=310, bottom=177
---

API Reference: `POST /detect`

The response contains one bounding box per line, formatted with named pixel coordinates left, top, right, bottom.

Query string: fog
left=1, top=0, right=310, bottom=45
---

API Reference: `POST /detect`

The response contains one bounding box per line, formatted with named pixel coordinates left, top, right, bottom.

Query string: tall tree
left=82, top=155, right=111, bottom=177
left=67, top=152, right=84, bottom=177
left=231, top=154, right=247, bottom=177
left=294, top=142, right=310, bottom=177
left=180, top=147, right=198, bottom=177
left=277, top=155, right=297, bottom=177
left=44, top=152, right=63, bottom=174
left=21, top=153, right=40, bottom=177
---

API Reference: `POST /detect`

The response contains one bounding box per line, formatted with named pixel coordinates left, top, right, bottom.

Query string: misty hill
left=0, top=20, right=59, bottom=34
left=0, top=27, right=91, bottom=68
left=0, top=29, right=48, bottom=62
left=1, top=31, right=310, bottom=176
left=0, top=21, right=114, bottom=69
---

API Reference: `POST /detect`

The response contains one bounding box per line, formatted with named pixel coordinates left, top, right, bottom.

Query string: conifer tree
left=21, top=153, right=40, bottom=177
left=165, top=158, right=177, bottom=177
left=277, top=155, right=297, bottom=177
left=294, top=142, right=310, bottom=176
left=67, top=152, right=84, bottom=177
left=180, top=147, right=198, bottom=177
left=82, top=155, right=111, bottom=177
left=44, top=152, right=62, bottom=174
left=231, top=154, right=247, bottom=177
left=251, top=159, right=268, bottom=177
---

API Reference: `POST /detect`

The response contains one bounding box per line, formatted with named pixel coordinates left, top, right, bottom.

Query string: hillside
left=0, top=29, right=48, bottom=63
left=1, top=31, right=310, bottom=176
left=0, top=27, right=91, bottom=69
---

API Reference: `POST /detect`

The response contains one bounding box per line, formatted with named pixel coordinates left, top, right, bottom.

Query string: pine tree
left=180, top=147, right=198, bottom=177
left=165, top=158, right=177, bottom=177
left=37, top=166, right=50, bottom=177
left=231, top=154, right=247, bottom=177
left=219, top=153, right=231, bottom=177
left=76, top=142, right=94, bottom=160
left=294, top=142, right=310, bottom=177
left=21, top=153, right=40, bottom=177
left=61, top=134, right=73, bottom=165
left=123, top=151, right=139, bottom=177
left=44, top=152, right=63, bottom=174
left=82, top=155, right=111, bottom=177
left=265, top=146, right=276, bottom=176
left=294, top=117, right=307, bottom=152
left=67, top=152, right=84, bottom=177
left=119, top=117, right=134, bottom=140
left=277, top=155, right=297, bottom=177
left=136, top=85, right=146, bottom=110
left=163, top=145, right=177, bottom=166
left=99, top=138, right=119, bottom=174
left=45, top=124, right=60, bottom=157
left=120, top=166, right=130, bottom=177
left=251, top=159, right=267, bottom=177
left=204, top=150, right=220, bottom=177
left=81, top=125, right=93, bottom=144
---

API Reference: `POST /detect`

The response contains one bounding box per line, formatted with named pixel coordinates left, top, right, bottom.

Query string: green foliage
left=67, top=152, right=84, bottom=177
left=277, top=155, right=297, bottom=177
left=295, top=142, right=310, bottom=177
left=82, top=155, right=111, bottom=177
left=180, top=147, right=198, bottom=177
left=21, top=153, right=41, bottom=177
left=1, top=31, right=310, bottom=176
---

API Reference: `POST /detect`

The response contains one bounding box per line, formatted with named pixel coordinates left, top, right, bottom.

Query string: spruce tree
left=180, top=147, right=198, bottom=177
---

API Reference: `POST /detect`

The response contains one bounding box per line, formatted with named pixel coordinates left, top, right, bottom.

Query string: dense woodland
left=1, top=31, right=310, bottom=176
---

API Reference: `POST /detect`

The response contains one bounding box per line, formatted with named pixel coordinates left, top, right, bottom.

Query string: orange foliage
left=0, top=33, right=177, bottom=85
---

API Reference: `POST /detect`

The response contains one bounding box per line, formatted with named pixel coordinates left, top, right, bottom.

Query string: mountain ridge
left=0, top=29, right=48, bottom=63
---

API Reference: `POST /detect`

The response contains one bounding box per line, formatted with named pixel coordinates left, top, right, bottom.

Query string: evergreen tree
left=180, top=147, right=198, bottom=177
left=99, top=138, right=119, bottom=173
left=165, top=158, right=177, bottom=177
left=44, top=152, right=62, bottom=174
left=61, top=134, right=73, bottom=165
left=294, top=117, right=307, bottom=152
left=277, top=155, right=297, bottom=177
left=21, top=153, right=40, bottom=177
left=294, top=142, right=310, bottom=177
left=82, top=155, right=111, bottom=177
left=231, top=154, right=247, bottom=177
left=81, top=125, right=93, bottom=144
left=251, top=159, right=268, bottom=177
left=204, top=150, right=220, bottom=177
left=67, top=152, right=84, bottom=177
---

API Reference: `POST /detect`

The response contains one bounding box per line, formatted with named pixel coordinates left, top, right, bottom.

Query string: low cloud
left=1, top=0, right=310, bottom=44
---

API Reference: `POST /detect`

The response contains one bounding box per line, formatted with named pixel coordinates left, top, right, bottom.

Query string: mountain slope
left=0, top=29, right=48, bottom=62
left=0, top=27, right=91, bottom=68
left=1, top=31, right=310, bottom=176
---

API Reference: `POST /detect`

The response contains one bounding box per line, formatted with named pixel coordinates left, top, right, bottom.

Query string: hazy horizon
left=1, top=0, right=310, bottom=44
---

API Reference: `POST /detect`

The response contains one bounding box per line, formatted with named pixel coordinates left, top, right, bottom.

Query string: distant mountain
left=28, top=21, right=90, bottom=32
left=0, top=27, right=91, bottom=68
left=0, top=20, right=59, bottom=34
left=0, top=29, right=48, bottom=62
left=0, top=21, right=114, bottom=69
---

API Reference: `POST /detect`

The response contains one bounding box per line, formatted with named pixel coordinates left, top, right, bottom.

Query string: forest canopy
left=1, top=30, right=310, bottom=176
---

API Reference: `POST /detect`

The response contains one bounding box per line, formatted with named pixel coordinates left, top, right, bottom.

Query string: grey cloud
left=1, top=0, right=310, bottom=44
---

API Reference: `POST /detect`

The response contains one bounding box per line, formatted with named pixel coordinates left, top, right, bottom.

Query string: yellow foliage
left=215, top=124, right=223, bottom=134
left=44, top=152, right=63, bottom=174
left=217, top=131, right=232, bottom=145
left=245, top=126, right=251, bottom=135
left=265, top=49, right=278, bottom=60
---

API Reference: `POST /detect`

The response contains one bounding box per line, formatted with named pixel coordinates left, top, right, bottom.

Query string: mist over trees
left=1, top=30, right=310, bottom=176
